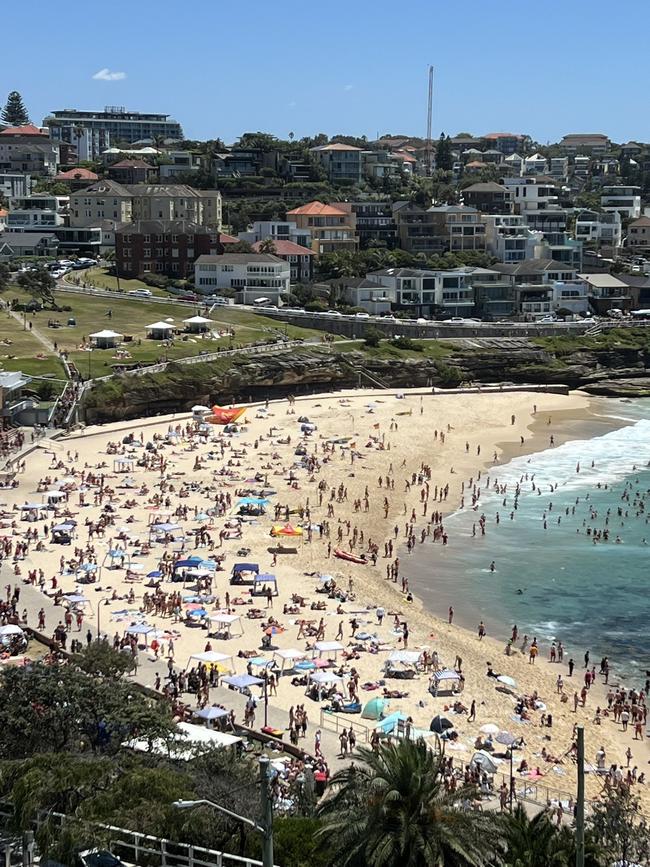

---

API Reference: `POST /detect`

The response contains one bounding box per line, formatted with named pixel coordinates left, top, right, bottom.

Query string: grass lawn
left=0, top=307, right=66, bottom=381
left=74, top=268, right=168, bottom=297
left=5, top=289, right=333, bottom=380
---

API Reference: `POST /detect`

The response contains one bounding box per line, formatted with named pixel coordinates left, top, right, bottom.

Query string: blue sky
left=5, top=0, right=650, bottom=144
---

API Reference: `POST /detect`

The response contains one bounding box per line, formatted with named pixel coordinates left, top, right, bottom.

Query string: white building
left=503, top=153, right=523, bottom=176
left=365, top=267, right=476, bottom=317
left=575, top=210, right=622, bottom=248
left=523, top=153, right=548, bottom=176
left=502, top=177, right=561, bottom=213
left=484, top=214, right=543, bottom=263
left=600, top=185, right=641, bottom=220
left=6, top=195, right=69, bottom=230
left=549, top=157, right=569, bottom=181
left=238, top=220, right=311, bottom=249
left=159, top=151, right=202, bottom=180
left=194, top=253, right=290, bottom=305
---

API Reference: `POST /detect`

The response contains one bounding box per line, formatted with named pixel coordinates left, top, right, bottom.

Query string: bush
left=389, top=336, right=422, bottom=352
left=139, top=273, right=170, bottom=289
left=363, top=326, right=382, bottom=348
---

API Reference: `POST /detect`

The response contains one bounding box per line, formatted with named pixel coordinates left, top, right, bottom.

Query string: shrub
left=363, top=326, right=382, bottom=348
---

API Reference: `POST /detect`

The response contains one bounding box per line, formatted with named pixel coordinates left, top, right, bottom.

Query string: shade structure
left=479, top=723, right=500, bottom=735
left=470, top=750, right=501, bottom=774
left=183, top=315, right=212, bottom=333
left=209, top=613, right=243, bottom=638
left=308, top=670, right=343, bottom=685
left=239, top=497, right=270, bottom=507
left=125, top=623, right=154, bottom=635
left=252, top=573, right=278, bottom=596
left=312, top=640, right=344, bottom=658
left=145, top=321, right=175, bottom=339
left=361, top=697, right=387, bottom=720
left=89, top=329, right=123, bottom=349
left=194, top=706, right=229, bottom=721
left=187, top=651, right=233, bottom=672
left=495, top=731, right=516, bottom=746
left=272, top=648, right=306, bottom=673
left=496, top=675, right=517, bottom=688
left=430, top=714, right=454, bottom=734
left=125, top=721, right=240, bottom=759
left=375, top=711, right=408, bottom=735
left=0, top=624, right=24, bottom=642
left=432, top=668, right=461, bottom=681
left=388, top=650, right=421, bottom=664
left=222, top=673, right=264, bottom=690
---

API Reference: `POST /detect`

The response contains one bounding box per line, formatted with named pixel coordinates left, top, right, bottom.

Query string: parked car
left=128, top=288, right=153, bottom=298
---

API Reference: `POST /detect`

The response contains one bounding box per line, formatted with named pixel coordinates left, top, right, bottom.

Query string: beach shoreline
left=4, top=386, right=648, bottom=813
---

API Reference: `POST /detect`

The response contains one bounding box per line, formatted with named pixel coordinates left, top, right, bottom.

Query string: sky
left=5, top=0, right=650, bottom=145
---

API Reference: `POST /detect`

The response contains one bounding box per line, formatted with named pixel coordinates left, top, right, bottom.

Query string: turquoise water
left=409, top=399, right=650, bottom=684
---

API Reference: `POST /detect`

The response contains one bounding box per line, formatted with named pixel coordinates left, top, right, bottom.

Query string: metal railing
left=319, top=709, right=373, bottom=742
left=0, top=805, right=272, bottom=867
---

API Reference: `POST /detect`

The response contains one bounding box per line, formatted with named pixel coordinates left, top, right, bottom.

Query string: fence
left=319, top=709, right=374, bottom=743
left=0, top=805, right=274, bottom=867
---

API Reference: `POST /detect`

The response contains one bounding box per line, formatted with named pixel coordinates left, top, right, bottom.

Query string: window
left=156, top=248, right=163, bottom=256
left=143, top=248, right=151, bottom=258
left=221, top=264, right=234, bottom=272
left=172, top=234, right=178, bottom=242
left=156, top=234, right=163, bottom=242
left=187, top=248, right=194, bottom=258
left=143, top=234, right=150, bottom=243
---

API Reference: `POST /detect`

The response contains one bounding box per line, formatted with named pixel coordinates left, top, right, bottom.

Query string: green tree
left=16, top=266, right=56, bottom=307
left=435, top=133, right=453, bottom=171
left=72, top=640, right=137, bottom=679
left=0, top=263, right=11, bottom=293
left=1, top=90, right=30, bottom=126
left=502, top=804, right=602, bottom=866
left=317, top=739, right=504, bottom=866
left=589, top=786, right=650, bottom=867
left=257, top=238, right=277, bottom=254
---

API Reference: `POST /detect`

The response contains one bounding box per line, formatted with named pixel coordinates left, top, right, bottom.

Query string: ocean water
left=408, top=399, right=650, bottom=684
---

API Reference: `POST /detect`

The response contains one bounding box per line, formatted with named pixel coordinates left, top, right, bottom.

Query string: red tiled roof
left=0, top=124, right=46, bottom=137
left=252, top=240, right=314, bottom=256
left=287, top=200, right=347, bottom=216
left=110, top=159, right=151, bottom=169
left=219, top=233, right=239, bottom=244
left=314, top=142, right=363, bottom=151
left=465, top=160, right=485, bottom=168
left=483, top=132, right=523, bottom=140
left=0, top=209, right=8, bottom=218
left=54, top=167, right=99, bottom=181
left=393, top=150, right=417, bottom=163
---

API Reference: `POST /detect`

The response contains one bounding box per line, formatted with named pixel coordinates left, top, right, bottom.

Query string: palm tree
left=502, top=804, right=602, bottom=867
left=316, top=738, right=505, bottom=867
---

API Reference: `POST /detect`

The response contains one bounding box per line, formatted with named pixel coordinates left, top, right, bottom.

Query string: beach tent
left=308, top=670, right=343, bottom=685
left=125, top=721, right=240, bottom=759
left=375, top=711, right=408, bottom=736
left=430, top=714, right=454, bottom=734
left=429, top=669, right=461, bottom=695
left=113, top=457, right=135, bottom=473
left=89, top=329, right=123, bottom=349
left=149, top=522, right=184, bottom=542
left=125, top=623, right=154, bottom=646
left=145, top=321, right=175, bottom=340
left=231, top=562, right=259, bottom=585
left=239, top=497, right=270, bottom=507
left=187, top=651, right=234, bottom=673
left=470, top=750, right=501, bottom=775
left=42, top=489, right=67, bottom=505
left=361, top=697, right=387, bottom=721
left=270, top=523, right=303, bottom=537
left=0, top=624, right=24, bottom=645
left=183, top=315, right=212, bottom=333
left=194, top=706, right=229, bottom=721
left=209, top=612, right=244, bottom=638
left=272, top=648, right=306, bottom=674
left=312, top=640, right=344, bottom=659
left=222, top=673, right=264, bottom=691
left=252, top=573, right=278, bottom=597
left=206, top=404, right=246, bottom=425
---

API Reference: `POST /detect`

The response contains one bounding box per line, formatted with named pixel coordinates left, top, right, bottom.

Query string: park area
left=0, top=289, right=331, bottom=381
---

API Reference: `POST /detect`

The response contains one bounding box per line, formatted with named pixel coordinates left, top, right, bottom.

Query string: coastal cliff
left=81, top=337, right=650, bottom=424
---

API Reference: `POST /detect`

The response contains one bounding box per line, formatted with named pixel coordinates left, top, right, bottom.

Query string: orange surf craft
left=206, top=405, right=246, bottom=425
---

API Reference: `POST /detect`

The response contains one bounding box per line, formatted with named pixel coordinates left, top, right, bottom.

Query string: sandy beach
left=2, top=385, right=648, bottom=812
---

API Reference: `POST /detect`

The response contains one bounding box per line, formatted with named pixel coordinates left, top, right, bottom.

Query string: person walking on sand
left=468, top=699, right=476, bottom=722
left=478, top=621, right=486, bottom=640
left=448, top=606, right=454, bottom=624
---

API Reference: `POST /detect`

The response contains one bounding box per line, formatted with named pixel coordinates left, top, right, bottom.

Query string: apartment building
left=461, top=182, right=512, bottom=215
left=69, top=180, right=133, bottom=227
left=559, top=133, right=610, bottom=155
left=0, top=173, right=31, bottom=201
left=251, top=239, right=314, bottom=282
left=116, top=219, right=220, bottom=278
left=6, top=195, right=69, bottom=230
left=332, top=201, right=398, bottom=248
left=484, top=214, right=544, bottom=263
left=481, top=133, right=532, bottom=155
left=626, top=216, right=650, bottom=251
left=194, top=253, right=290, bottom=305
left=365, top=267, right=476, bottom=317
left=600, top=185, right=642, bottom=220
left=310, top=143, right=365, bottom=184
left=159, top=151, right=202, bottom=180
left=107, top=160, right=156, bottom=185
left=45, top=107, right=183, bottom=145
left=393, top=203, right=446, bottom=255
left=428, top=204, right=486, bottom=253
left=238, top=220, right=311, bottom=249
left=575, top=210, right=622, bottom=248
left=0, top=125, right=59, bottom=177
left=286, top=201, right=358, bottom=255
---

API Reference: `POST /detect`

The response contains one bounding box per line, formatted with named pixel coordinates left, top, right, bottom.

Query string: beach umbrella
left=0, top=625, right=23, bottom=637
left=147, top=570, right=162, bottom=578
left=192, top=405, right=211, bottom=413
left=430, top=715, right=453, bottom=734
left=186, top=608, right=208, bottom=618
left=195, top=512, right=210, bottom=522
left=496, top=675, right=517, bottom=688
left=361, top=697, right=386, bottom=720
left=496, top=731, right=516, bottom=746
left=479, top=723, right=500, bottom=735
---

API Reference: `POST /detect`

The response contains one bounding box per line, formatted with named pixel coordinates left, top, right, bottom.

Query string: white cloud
left=92, top=68, right=127, bottom=81
left=343, top=84, right=353, bottom=91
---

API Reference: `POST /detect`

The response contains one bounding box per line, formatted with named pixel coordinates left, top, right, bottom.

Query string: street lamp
left=173, top=755, right=274, bottom=867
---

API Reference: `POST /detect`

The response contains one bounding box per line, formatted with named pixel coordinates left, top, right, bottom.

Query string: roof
left=311, top=142, right=364, bottom=152
left=628, top=216, right=650, bottom=228
left=483, top=132, right=524, bottom=140
left=218, top=232, right=239, bottom=244
left=195, top=253, right=286, bottom=266
left=89, top=329, right=123, bottom=339
left=54, top=167, right=99, bottom=181
left=0, top=231, right=58, bottom=246
left=392, top=150, right=417, bottom=163
left=463, top=182, right=509, bottom=193
left=494, top=259, right=577, bottom=275
left=146, top=321, right=175, bottom=330
left=465, top=160, right=485, bottom=168
left=73, top=179, right=131, bottom=197
left=577, top=273, right=628, bottom=289
left=251, top=239, right=314, bottom=256
left=0, top=209, right=8, bottom=218
left=0, top=124, right=46, bottom=137
left=124, top=183, right=219, bottom=199
left=110, top=159, right=152, bottom=169
left=286, top=201, right=348, bottom=217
